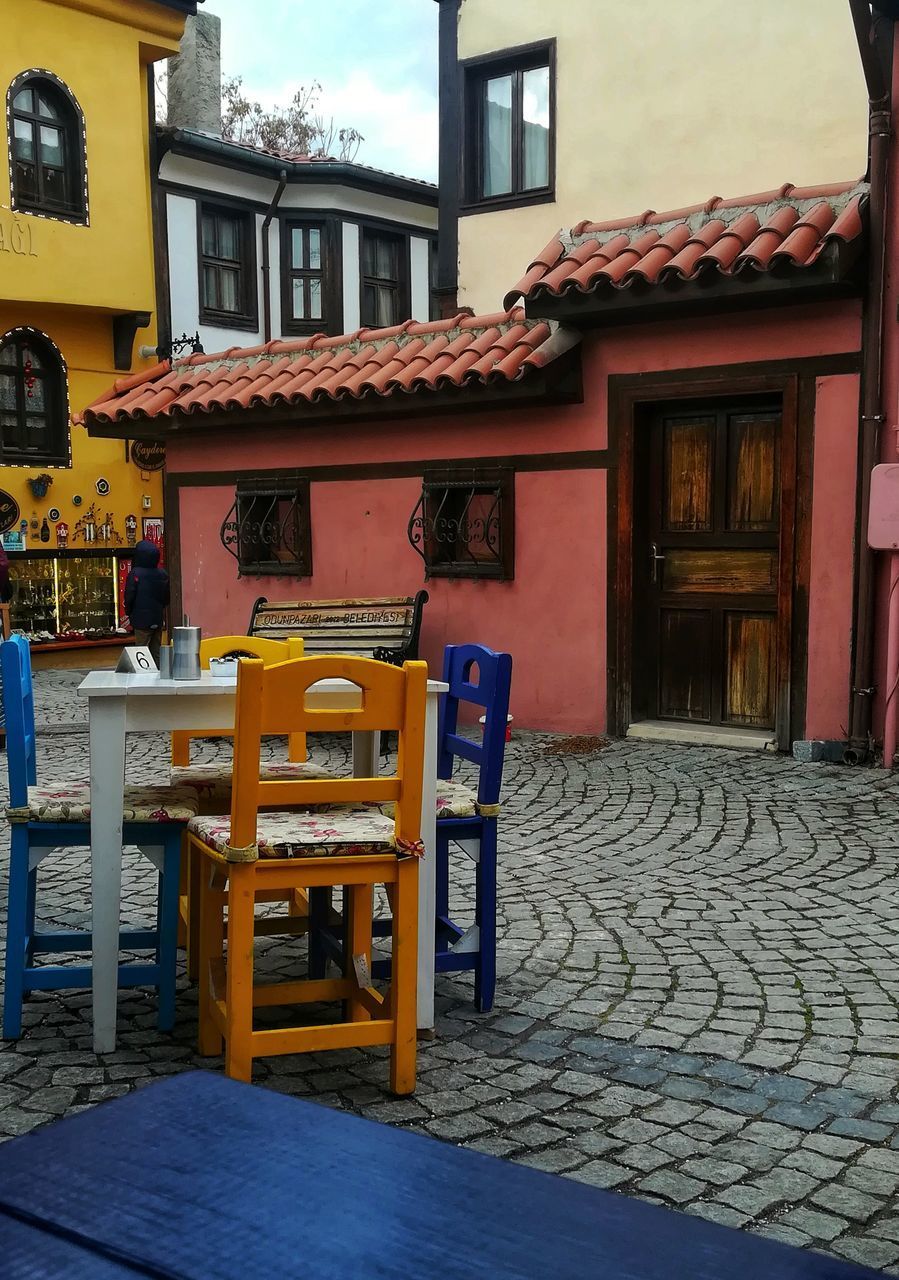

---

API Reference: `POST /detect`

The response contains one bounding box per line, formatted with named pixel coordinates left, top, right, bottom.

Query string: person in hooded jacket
left=124, top=540, right=169, bottom=663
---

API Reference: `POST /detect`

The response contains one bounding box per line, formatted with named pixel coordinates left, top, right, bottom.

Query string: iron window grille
left=8, top=72, right=87, bottom=223
left=198, top=203, right=257, bottom=327
left=462, top=41, right=555, bottom=213
left=408, top=471, right=514, bottom=581
left=0, top=328, right=70, bottom=466
left=220, top=477, right=312, bottom=578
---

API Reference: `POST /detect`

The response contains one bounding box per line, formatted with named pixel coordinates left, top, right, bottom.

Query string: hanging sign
left=0, top=490, right=19, bottom=535
left=131, top=440, right=166, bottom=472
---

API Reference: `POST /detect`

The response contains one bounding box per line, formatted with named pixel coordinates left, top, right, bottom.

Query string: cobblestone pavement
left=6, top=670, right=899, bottom=1271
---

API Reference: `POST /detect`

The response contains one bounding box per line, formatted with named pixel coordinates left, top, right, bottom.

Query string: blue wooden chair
left=315, top=643, right=512, bottom=1012
left=429, top=643, right=512, bottom=1012
left=1, top=635, right=196, bottom=1039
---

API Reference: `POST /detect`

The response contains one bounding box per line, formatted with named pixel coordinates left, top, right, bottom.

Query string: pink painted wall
left=805, top=374, right=860, bottom=740
left=168, top=299, right=861, bottom=736
left=178, top=472, right=606, bottom=734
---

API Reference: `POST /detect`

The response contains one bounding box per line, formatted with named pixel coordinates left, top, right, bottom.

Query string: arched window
left=8, top=73, right=86, bottom=222
left=0, top=330, right=69, bottom=465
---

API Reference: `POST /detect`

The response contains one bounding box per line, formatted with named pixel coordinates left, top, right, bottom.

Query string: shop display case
left=7, top=550, right=134, bottom=652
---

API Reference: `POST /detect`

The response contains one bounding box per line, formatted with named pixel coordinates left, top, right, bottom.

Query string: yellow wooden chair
left=172, top=635, right=332, bottom=974
left=190, top=655, right=426, bottom=1093
left=171, top=635, right=307, bottom=779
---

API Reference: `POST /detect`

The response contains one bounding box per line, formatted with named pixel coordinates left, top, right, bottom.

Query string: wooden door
left=642, top=402, right=782, bottom=730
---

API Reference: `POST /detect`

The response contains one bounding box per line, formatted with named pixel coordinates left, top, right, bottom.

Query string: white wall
left=160, top=152, right=437, bottom=344
left=342, top=222, right=361, bottom=332
left=410, top=236, right=431, bottom=321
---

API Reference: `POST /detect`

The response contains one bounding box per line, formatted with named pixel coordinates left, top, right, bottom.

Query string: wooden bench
left=248, top=592, right=428, bottom=666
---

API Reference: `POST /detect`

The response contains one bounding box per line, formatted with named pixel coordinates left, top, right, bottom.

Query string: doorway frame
left=607, top=366, right=812, bottom=750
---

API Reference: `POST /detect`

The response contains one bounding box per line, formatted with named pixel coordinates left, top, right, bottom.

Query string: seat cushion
left=7, top=783, right=199, bottom=825
left=361, top=779, right=497, bottom=820
left=188, top=806, right=422, bottom=862
left=171, top=760, right=333, bottom=807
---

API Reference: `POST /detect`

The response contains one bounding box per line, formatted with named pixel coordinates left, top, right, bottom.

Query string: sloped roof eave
left=77, top=312, right=582, bottom=440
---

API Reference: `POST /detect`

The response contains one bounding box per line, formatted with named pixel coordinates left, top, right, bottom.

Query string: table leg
left=352, top=731, right=380, bottom=776
left=417, top=693, right=438, bottom=1031
left=90, top=696, right=127, bottom=1054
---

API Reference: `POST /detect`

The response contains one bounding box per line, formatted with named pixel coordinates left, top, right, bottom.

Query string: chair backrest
left=0, top=635, right=37, bottom=806
left=200, top=636, right=302, bottom=666
left=171, top=635, right=304, bottom=766
left=437, top=643, right=512, bottom=808
left=229, top=656, right=427, bottom=853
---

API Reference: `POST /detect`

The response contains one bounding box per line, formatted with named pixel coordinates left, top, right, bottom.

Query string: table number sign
left=116, top=646, right=157, bottom=673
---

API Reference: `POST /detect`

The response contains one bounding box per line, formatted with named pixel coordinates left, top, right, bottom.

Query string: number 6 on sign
left=116, top=646, right=157, bottom=673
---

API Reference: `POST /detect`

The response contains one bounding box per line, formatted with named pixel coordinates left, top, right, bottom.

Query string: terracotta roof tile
left=75, top=310, right=578, bottom=427
left=504, top=180, right=868, bottom=309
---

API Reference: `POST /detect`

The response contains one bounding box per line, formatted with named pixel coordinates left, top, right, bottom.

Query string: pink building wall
left=805, top=374, right=861, bottom=741
left=177, top=472, right=605, bottom=733
left=167, top=300, right=861, bottom=738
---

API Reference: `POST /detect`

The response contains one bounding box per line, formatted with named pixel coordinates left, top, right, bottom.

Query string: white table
left=77, top=670, right=447, bottom=1054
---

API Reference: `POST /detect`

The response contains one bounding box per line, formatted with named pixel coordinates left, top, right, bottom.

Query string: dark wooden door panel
left=724, top=612, right=776, bottom=727
left=641, top=401, right=783, bottom=732
left=663, top=417, right=714, bottom=531
left=664, top=549, right=778, bottom=595
left=727, top=414, right=780, bottom=531
left=659, top=609, right=712, bottom=721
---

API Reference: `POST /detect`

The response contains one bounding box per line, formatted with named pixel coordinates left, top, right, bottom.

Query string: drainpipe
left=846, top=0, right=892, bottom=764
left=261, top=170, right=287, bottom=343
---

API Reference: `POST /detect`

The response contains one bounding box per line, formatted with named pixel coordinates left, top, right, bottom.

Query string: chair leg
left=24, top=864, right=37, bottom=966
left=308, top=886, right=330, bottom=979
left=475, top=821, right=497, bottom=1014
left=3, top=831, right=29, bottom=1039
left=435, top=826, right=450, bottom=920
left=224, top=862, right=255, bottom=1084
left=346, top=883, right=373, bottom=1023
left=389, top=855, right=418, bottom=1096
left=187, top=841, right=202, bottom=982
left=156, top=835, right=181, bottom=1032
left=177, top=843, right=188, bottom=950
left=197, top=852, right=225, bottom=1058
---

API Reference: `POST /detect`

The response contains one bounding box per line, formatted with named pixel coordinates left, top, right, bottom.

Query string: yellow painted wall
left=457, top=0, right=870, bottom=313
left=0, top=0, right=187, bottom=549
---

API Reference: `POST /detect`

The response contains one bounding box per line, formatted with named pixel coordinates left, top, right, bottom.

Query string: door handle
left=650, top=541, right=665, bottom=584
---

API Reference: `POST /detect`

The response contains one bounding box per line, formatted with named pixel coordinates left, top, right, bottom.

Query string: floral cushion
left=7, top=783, right=199, bottom=825
left=171, top=760, right=333, bottom=807
left=188, top=806, right=423, bottom=862
left=356, top=779, right=496, bottom=820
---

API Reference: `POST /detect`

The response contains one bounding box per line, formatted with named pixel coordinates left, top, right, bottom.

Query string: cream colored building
left=435, top=0, right=869, bottom=314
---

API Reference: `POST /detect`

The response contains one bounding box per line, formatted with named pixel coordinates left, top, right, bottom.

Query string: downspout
left=846, top=0, right=892, bottom=763
left=261, top=170, right=287, bottom=343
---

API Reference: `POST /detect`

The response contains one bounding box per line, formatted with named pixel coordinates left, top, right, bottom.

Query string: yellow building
left=0, top=0, right=195, bottom=664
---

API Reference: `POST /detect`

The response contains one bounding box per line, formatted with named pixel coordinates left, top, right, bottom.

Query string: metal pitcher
left=172, top=625, right=201, bottom=681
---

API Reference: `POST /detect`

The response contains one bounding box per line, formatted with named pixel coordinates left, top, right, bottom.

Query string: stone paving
left=4, top=669, right=899, bottom=1270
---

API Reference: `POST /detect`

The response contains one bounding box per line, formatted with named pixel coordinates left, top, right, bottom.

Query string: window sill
left=199, top=310, right=259, bottom=331
left=11, top=200, right=87, bottom=226
left=237, top=565, right=311, bottom=578
left=460, top=189, right=555, bottom=217
left=424, top=565, right=512, bottom=582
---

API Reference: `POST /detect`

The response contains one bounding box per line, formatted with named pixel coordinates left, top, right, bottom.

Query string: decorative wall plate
left=48, top=507, right=60, bottom=521
left=95, top=478, right=110, bottom=496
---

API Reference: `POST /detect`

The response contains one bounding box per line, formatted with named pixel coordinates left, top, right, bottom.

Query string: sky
left=202, top=0, right=439, bottom=182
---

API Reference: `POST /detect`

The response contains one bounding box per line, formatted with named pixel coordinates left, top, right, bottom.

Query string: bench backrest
left=248, top=592, right=428, bottom=662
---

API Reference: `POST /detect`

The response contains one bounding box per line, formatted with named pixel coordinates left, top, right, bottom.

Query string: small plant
left=28, top=473, right=53, bottom=499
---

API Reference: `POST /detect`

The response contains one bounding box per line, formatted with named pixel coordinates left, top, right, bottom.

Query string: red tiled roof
left=76, top=311, right=577, bottom=426
left=504, top=181, right=868, bottom=310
